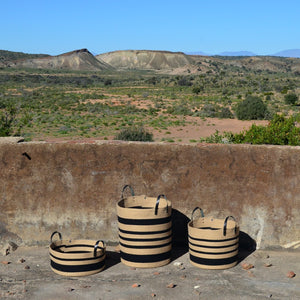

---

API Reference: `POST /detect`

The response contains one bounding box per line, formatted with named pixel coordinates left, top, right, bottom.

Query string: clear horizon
left=1, top=0, right=299, bottom=56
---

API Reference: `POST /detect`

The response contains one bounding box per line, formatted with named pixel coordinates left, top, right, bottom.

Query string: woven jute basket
left=117, top=185, right=172, bottom=268
left=188, top=207, right=239, bottom=270
left=49, top=232, right=106, bottom=277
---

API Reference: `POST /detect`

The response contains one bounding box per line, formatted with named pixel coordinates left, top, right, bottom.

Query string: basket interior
left=190, top=218, right=237, bottom=231
left=50, top=240, right=105, bottom=256
left=119, top=196, right=169, bottom=209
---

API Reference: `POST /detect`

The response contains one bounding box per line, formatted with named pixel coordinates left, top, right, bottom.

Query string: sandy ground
left=34, top=118, right=269, bottom=144
left=151, top=117, right=268, bottom=143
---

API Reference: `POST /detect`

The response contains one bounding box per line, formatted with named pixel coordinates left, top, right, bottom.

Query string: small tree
left=0, top=106, right=17, bottom=137
left=284, top=93, right=298, bottom=105
left=235, top=96, right=269, bottom=120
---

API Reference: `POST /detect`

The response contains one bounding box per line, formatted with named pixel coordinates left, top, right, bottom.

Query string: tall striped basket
left=188, top=207, right=239, bottom=270
left=117, top=185, right=172, bottom=268
left=49, top=232, right=106, bottom=277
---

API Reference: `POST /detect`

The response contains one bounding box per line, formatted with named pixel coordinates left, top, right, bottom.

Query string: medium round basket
left=188, top=208, right=239, bottom=270
left=49, top=232, right=106, bottom=277
left=117, top=185, right=172, bottom=268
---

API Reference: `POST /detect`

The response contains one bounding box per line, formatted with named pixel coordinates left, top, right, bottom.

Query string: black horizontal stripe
left=195, top=227, right=220, bottom=230
left=121, top=251, right=171, bottom=263
left=190, top=254, right=238, bottom=266
left=51, top=259, right=105, bottom=273
left=189, top=247, right=238, bottom=255
left=119, top=234, right=172, bottom=242
left=118, top=216, right=171, bottom=226
left=189, top=240, right=238, bottom=249
left=119, top=227, right=171, bottom=235
left=120, top=241, right=171, bottom=249
left=50, top=252, right=105, bottom=262
left=188, top=235, right=238, bottom=243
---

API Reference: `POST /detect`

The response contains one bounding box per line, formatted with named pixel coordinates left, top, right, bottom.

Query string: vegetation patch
left=0, top=59, right=299, bottom=144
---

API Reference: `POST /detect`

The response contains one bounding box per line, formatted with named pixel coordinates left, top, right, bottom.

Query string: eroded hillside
left=2, top=48, right=300, bottom=75
left=7, top=49, right=113, bottom=71
left=96, top=50, right=193, bottom=71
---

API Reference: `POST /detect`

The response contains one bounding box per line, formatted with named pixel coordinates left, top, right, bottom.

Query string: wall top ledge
left=1, top=138, right=300, bottom=150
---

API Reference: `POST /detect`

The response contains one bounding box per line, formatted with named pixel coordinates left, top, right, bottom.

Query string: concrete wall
left=1, top=140, right=300, bottom=250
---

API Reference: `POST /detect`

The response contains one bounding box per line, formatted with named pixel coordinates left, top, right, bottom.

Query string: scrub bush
left=114, top=125, right=153, bottom=142
left=235, top=96, right=269, bottom=120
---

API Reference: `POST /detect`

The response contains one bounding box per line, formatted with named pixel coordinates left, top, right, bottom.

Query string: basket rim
left=49, top=239, right=106, bottom=259
left=117, top=198, right=171, bottom=209
left=188, top=218, right=238, bottom=230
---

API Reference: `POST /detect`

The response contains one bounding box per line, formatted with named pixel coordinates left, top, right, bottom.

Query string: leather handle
left=121, top=185, right=135, bottom=199
left=191, top=207, right=204, bottom=221
left=50, top=231, right=62, bottom=243
left=223, top=216, right=237, bottom=236
left=155, top=194, right=168, bottom=215
left=94, top=240, right=105, bottom=257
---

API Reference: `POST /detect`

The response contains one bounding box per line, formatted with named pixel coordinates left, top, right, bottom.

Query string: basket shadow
left=171, top=209, right=190, bottom=261
left=237, top=231, right=257, bottom=263
left=104, top=250, right=121, bottom=270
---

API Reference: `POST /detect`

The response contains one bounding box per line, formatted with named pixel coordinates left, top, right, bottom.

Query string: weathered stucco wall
left=0, top=141, right=300, bottom=250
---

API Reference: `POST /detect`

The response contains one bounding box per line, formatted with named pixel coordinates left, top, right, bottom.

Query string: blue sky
left=1, top=0, right=299, bottom=55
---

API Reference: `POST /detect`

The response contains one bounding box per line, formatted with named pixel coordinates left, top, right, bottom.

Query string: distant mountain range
left=273, top=49, right=300, bottom=58
left=186, top=49, right=300, bottom=58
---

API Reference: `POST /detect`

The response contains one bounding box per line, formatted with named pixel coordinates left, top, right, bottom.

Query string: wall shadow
left=238, top=231, right=257, bottom=263
left=171, top=209, right=190, bottom=261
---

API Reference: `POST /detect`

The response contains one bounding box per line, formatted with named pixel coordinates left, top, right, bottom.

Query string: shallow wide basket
left=188, top=208, right=239, bottom=270
left=117, top=185, right=172, bottom=268
left=49, top=232, right=106, bottom=277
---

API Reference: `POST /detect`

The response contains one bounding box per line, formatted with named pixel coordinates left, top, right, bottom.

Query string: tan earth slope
left=96, top=50, right=193, bottom=71
left=9, top=48, right=113, bottom=71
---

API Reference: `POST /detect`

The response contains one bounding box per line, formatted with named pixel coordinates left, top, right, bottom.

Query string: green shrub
left=177, top=77, right=192, bottom=86
left=201, top=130, right=235, bottom=144
left=0, top=106, right=19, bottom=137
left=198, top=104, right=218, bottom=118
left=192, top=86, right=203, bottom=94
left=202, top=115, right=300, bottom=146
left=218, top=107, right=234, bottom=119
left=235, top=96, right=269, bottom=120
left=114, top=125, right=153, bottom=142
left=284, top=93, right=298, bottom=105
left=233, top=115, right=300, bottom=145
left=166, top=101, right=192, bottom=116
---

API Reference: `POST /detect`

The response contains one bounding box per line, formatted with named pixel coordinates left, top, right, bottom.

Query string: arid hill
left=96, top=50, right=193, bottom=71
left=1, top=48, right=300, bottom=74
left=0, top=50, right=49, bottom=67
left=7, top=49, right=113, bottom=71
left=96, top=50, right=300, bottom=74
